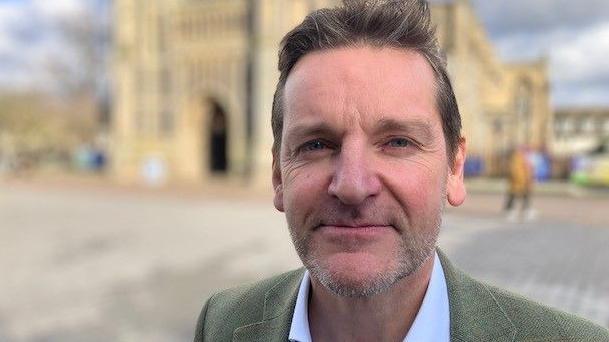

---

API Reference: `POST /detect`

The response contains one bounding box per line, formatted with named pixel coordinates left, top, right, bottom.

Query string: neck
left=308, top=254, right=435, bottom=342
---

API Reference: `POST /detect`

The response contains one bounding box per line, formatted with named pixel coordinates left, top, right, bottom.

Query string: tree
left=44, top=0, right=112, bottom=127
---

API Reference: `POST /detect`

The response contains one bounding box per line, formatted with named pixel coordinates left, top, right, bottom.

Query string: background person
left=505, top=146, right=536, bottom=221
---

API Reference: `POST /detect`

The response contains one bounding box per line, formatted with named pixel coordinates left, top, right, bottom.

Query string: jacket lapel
left=438, top=250, right=517, bottom=342
left=231, top=253, right=519, bottom=341
left=232, top=268, right=305, bottom=342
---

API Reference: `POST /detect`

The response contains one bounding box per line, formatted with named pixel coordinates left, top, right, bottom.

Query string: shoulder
left=484, top=283, right=609, bottom=341
left=193, top=268, right=304, bottom=342
left=437, top=250, right=609, bottom=341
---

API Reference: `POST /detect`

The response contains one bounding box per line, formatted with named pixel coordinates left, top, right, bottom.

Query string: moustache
left=306, top=203, right=404, bottom=231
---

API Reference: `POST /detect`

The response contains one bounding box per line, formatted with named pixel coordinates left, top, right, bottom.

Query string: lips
left=320, top=224, right=390, bottom=229
left=317, top=224, right=394, bottom=235
left=316, top=220, right=394, bottom=230
left=315, top=225, right=394, bottom=248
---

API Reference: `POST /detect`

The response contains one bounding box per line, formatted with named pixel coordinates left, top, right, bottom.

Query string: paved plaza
left=1, top=179, right=608, bottom=341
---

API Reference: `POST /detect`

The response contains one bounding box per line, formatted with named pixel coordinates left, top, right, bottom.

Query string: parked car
left=571, top=154, right=609, bottom=187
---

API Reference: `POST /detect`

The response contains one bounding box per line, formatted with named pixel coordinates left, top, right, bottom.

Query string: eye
left=300, top=139, right=328, bottom=152
left=386, top=137, right=411, bottom=148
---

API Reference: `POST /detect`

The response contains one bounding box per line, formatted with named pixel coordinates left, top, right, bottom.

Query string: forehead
left=283, top=46, right=439, bottom=132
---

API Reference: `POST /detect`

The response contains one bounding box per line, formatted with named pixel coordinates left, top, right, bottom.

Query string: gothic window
left=562, top=118, right=574, bottom=134
left=189, top=65, right=197, bottom=89
left=160, top=67, right=171, bottom=94
left=135, top=109, right=145, bottom=134
left=554, top=120, right=563, bottom=137
left=582, top=117, right=595, bottom=133
left=160, top=109, right=174, bottom=135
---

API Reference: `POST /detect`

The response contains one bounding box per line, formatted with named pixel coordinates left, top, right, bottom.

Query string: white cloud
left=551, top=23, right=609, bottom=84
left=465, top=0, right=609, bottom=109
left=30, top=0, right=86, bottom=22
left=0, top=2, right=24, bottom=24
left=549, top=23, right=609, bottom=107
left=491, top=21, right=609, bottom=108
left=552, top=84, right=609, bottom=107
left=472, top=0, right=609, bottom=37
left=493, top=28, right=575, bottom=61
left=0, top=34, right=60, bottom=91
left=0, top=2, right=36, bottom=91
left=0, top=2, right=28, bottom=53
left=0, top=0, right=97, bottom=92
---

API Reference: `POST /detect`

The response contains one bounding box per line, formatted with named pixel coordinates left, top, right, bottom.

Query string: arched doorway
left=208, top=99, right=229, bottom=174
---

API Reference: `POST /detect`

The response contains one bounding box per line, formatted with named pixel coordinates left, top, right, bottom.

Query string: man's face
left=273, top=46, right=466, bottom=297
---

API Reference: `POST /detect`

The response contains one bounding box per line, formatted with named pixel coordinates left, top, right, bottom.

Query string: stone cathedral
left=112, top=0, right=550, bottom=186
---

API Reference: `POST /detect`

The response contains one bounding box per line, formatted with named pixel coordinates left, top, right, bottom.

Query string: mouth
left=316, top=224, right=395, bottom=237
left=312, top=225, right=394, bottom=252
left=319, top=224, right=391, bottom=229
left=316, top=220, right=394, bottom=230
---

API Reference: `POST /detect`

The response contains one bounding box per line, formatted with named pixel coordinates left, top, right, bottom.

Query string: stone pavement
left=440, top=215, right=609, bottom=328
left=0, top=180, right=608, bottom=341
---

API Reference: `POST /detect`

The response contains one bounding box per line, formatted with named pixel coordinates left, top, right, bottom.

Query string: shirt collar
left=289, top=268, right=312, bottom=342
left=404, top=251, right=450, bottom=342
left=288, top=252, right=450, bottom=342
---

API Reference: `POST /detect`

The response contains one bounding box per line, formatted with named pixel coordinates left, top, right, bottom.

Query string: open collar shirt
left=288, top=252, right=450, bottom=342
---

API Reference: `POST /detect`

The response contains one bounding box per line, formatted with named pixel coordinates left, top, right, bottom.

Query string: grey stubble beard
left=287, top=207, right=442, bottom=298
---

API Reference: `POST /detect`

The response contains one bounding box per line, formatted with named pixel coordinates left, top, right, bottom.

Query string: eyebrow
left=374, top=118, right=436, bottom=141
left=285, top=122, right=338, bottom=143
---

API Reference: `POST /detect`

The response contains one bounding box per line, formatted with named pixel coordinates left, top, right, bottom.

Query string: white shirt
left=288, top=252, right=450, bottom=342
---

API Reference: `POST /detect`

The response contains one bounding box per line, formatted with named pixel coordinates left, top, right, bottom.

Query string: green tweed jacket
left=194, top=251, right=609, bottom=341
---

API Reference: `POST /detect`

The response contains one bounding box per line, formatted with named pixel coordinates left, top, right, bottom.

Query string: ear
left=446, top=137, right=466, bottom=207
left=272, top=154, right=285, bottom=212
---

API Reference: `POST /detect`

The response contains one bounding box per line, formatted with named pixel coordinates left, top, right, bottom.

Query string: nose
left=328, top=143, right=381, bottom=206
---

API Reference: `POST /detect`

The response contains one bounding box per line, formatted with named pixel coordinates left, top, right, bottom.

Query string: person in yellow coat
left=505, top=146, right=535, bottom=221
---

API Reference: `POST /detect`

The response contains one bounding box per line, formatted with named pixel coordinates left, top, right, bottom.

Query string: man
left=194, top=1, right=609, bottom=341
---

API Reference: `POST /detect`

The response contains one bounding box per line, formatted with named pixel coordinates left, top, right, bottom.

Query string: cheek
left=384, top=164, right=446, bottom=213
left=282, top=165, right=330, bottom=211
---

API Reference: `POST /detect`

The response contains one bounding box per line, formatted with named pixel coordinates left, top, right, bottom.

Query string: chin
left=306, top=252, right=405, bottom=298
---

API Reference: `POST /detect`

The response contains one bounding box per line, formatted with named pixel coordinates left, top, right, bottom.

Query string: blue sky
left=0, top=0, right=607, bottom=108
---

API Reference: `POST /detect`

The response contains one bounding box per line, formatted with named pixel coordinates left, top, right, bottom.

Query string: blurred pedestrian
left=505, top=146, right=536, bottom=221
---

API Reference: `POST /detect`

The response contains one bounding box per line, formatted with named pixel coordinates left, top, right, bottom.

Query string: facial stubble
left=287, top=200, right=444, bottom=298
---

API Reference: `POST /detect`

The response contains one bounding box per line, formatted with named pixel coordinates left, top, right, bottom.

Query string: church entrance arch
left=207, top=99, right=229, bottom=174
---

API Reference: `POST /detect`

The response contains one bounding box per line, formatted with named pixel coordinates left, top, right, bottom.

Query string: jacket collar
left=438, top=250, right=517, bottom=342
left=232, top=269, right=304, bottom=342
left=232, top=250, right=518, bottom=342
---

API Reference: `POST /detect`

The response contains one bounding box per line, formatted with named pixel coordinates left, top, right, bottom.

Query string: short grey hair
left=271, top=0, right=462, bottom=165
